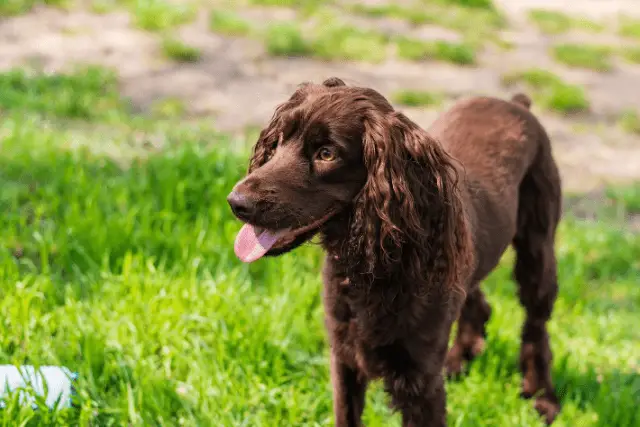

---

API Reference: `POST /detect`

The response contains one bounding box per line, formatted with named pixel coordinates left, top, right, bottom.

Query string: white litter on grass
left=0, top=365, right=77, bottom=409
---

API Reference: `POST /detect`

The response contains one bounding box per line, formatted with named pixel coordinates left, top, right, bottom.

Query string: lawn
left=0, top=69, right=639, bottom=427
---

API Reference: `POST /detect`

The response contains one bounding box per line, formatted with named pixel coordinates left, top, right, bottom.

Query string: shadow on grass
left=453, top=330, right=640, bottom=426
left=553, top=360, right=640, bottom=426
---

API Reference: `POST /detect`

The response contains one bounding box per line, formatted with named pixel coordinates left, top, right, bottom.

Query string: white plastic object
left=0, top=365, right=77, bottom=409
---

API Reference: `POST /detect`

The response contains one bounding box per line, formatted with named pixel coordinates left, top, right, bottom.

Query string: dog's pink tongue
left=234, top=224, right=287, bottom=263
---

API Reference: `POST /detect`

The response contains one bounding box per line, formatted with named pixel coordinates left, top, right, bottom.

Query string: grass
left=150, top=97, right=187, bottom=119
left=310, top=22, right=389, bottom=63
left=127, top=0, right=197, bottom=32
left=263, top=12, right=389, bottom=63
left=249, top=0, right=321, bottom=9
left=347, top=1, right=505, bottom=34
left=161, top=37, right=202, bottom=63
left=528, top=9, right=603, bottom=34
left=0, top=66, right=130, bottom=121
left=347, top=3, right=432, bottom=24
left=605, top=182, right=640, bottom=214
left=392, top=89, right=444, bottom=107
left=620, top=46, right=640, bottom=64
left=209, top=9, right=253, bottom=37
left=618, top=109, right=640, bottom=135
left=265, top=23, right=311, bottom=57
left=1, top=114, right=639, bottom=426
left=434, top=0, right=495, bottom=8
left=619, top=17, right=640, bottom=39
left=396, top=37, right=476, bottom=65
left=0, top=0, right=68, bottom=16
left=552, top=44, right=613, bottom=72
left=0, top=69, right=639, bottom=426
left=264, top=19, right=474, bottom=65
left=502, top=69, right=590, bottom=113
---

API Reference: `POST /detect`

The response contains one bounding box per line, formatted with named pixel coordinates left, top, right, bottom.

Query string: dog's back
left=427, top=94, right=562, bottom=282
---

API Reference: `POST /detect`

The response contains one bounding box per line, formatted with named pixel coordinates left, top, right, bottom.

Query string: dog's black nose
left=227, top=190, right=255, bottom=221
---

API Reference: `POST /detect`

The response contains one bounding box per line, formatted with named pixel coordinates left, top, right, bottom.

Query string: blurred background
left=0, top=1, right=638, bottom=426
left=2, top=0, right=640, bottom=193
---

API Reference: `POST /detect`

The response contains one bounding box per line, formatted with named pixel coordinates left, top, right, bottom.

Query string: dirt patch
left=0, top=2, right=639, bottom=193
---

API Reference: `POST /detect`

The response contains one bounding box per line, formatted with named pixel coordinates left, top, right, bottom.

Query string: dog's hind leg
left=512, top=135, right=562, bottom=425
left=444, top=287, right=492, bottom=377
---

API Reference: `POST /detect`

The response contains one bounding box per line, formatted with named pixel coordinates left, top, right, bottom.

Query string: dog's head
left=228, top=78, right=471, bottom=291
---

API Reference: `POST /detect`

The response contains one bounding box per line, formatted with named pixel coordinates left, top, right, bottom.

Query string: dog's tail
left=511, top=93, right=532, bottom=110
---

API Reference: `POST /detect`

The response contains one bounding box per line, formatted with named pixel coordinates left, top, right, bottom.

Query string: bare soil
left=1, top=0, right=639, bottom=193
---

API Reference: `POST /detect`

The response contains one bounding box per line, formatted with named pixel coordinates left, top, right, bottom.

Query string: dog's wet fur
left=228, top=77, right=562, bottom=426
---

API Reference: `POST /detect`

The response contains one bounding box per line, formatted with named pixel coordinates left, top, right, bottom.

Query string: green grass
left=347, top=2, right=504, bottom=34
left=264, top=19, right=388, bottom=62
left=620, top=46, right=640, bottom=64
left=150, top=97, right=187, bottom=119
left=310, top=22, right=388, bottom=63
left=434, top=0, right=494, bottom=8
left=605, top=182, right=640, bottom=214
left=528, top=9, right=604, bottom=34
left=265, top=23, right=311, bottom=57
left=619, top=17, right=640, bottom=39
left=1, top=116, right=639, bottom=426
left=347, top=3, right=430, bottom=24
left=502, top=69, right=590, bottom=113
left=209, top=9, right=253, bottom=37
left=0, top=69, right=639, bottom=426
left=127, top=0, right=197, bottom=32
left=552, top=44, right=613, bottom=72
left=396, top=37, right=476, bottom=65
left=264, top=19, right=474, bottom=64
left=81, top=0, right=196, bottom=28
left=618, top=109, right=640, bottom=135
left=248, top=0, right=321, bottom=8
left=392, top=89, right=444, bottom=107
left=0, top=66, right=130, bottom=121
left=161, top=37, right=202, bottom=63
left=0, top=0, right=68, bottom=16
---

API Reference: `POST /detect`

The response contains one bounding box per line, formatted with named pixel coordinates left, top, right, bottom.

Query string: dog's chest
left=322, top=275, right=384, bottom=376
left=322, top=255, right=408, bottom=375
left=326, top=303, right=403, bottom=379
left=326, top=306, right=372, bottom=375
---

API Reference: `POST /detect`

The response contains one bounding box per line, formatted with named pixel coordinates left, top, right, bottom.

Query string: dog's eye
left=316, top=146, right=337, bottom=162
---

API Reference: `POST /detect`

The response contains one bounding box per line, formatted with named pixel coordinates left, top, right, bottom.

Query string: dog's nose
left=227, top=190, right=256, bottom=221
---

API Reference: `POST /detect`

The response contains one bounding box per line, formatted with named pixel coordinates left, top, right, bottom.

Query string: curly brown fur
left=228, top=78, right=562, bottom=426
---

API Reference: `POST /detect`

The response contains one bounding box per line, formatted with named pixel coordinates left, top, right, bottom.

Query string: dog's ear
left=353, top=111, right=473, bottom=294
left=248, top=127, right=278, bottom=173
left=248, top=84, right=314, bottom=172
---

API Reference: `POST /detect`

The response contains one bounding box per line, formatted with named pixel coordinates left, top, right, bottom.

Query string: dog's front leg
left=330, top=350, right=368, bottom=427
left=377, top=327, right=453, bottom=426
left=387, top=372, right=447, bottom=427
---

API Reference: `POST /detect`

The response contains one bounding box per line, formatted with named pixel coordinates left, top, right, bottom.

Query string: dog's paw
left=534, top=395, right=560, bottom=425
left=444, top=348, right=465, bottom=379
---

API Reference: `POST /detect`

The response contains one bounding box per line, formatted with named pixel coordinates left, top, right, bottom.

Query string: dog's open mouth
left=234, top=210, right=336, bottom=263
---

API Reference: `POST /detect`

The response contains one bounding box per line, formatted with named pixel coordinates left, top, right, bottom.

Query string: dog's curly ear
left=323, top=77, right=346, bottom=87
left=248, top=84, right=315, bottom=172
left=353, top=111, right=473, bottom=295
left=248, top=127, right=278, bottom=173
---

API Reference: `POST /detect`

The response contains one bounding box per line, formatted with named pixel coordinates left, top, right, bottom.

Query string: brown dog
left=227, top=78, right=562, bottom=426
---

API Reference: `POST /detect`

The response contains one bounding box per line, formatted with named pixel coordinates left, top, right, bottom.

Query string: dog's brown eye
left=317, top=146, right=337, bottom=162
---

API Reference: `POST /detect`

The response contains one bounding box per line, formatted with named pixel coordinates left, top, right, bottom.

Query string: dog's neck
left=320, top=213, right=399, bottom=287
left=319, top=212, right=357, bottom=261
